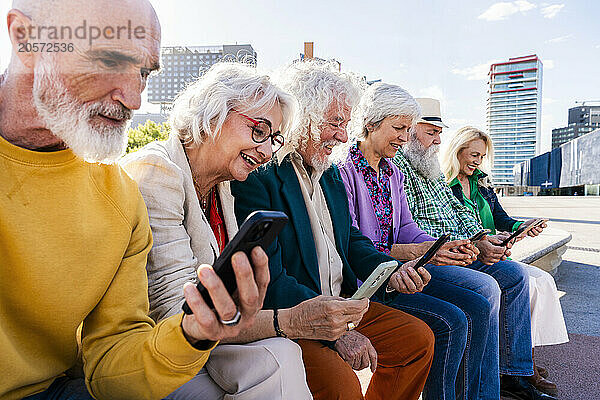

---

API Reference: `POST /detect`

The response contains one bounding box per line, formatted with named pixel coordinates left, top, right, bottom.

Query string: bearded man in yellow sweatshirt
left=0, top=1, right=270, bottom=399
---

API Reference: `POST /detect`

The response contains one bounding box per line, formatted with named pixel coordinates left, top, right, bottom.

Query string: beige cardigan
left=121, top=134, right=238, bottom=322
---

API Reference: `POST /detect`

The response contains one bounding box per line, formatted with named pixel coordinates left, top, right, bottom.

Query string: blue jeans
left=433, top=259, right=533, bottom=399
left=466, top=260, right=534, bottom=376
left=386, top=264, right=498, bottom=400
left=22, top=377, right=93, bottom=400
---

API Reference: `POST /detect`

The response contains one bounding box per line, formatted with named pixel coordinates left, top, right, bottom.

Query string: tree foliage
left=126, top=120, right=171, bottom=154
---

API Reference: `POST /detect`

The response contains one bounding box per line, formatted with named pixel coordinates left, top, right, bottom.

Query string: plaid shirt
left=392, top=150, right=482, bottom=240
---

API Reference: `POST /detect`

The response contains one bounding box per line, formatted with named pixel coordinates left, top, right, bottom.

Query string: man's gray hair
left=276, top=60, right=365, bottom=151
left=170, top=62, right=296, bottom=146
left=350, top=82, right=421, bottom=141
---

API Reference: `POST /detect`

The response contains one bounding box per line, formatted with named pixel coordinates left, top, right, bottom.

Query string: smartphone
left=351, top=261, right=398, bottom=300
left=468, top=229, right=491, bottom=242
left=532, top=218, right=549, bottom=227
left=499, top=224, right=529, bottom=247
left=182, top=210, right=288, bottom=315
left=413, top=234, right=451, bottom=270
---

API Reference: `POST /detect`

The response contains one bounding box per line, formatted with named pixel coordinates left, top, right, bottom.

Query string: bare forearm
left=220, top=309, right=278, bottom=344
left=390, top=242, right=431, bottom=261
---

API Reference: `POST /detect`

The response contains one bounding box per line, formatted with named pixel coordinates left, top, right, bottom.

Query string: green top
left=449, top=169, right=522, bottom=234
left=449, top=169, right=498, bottom=234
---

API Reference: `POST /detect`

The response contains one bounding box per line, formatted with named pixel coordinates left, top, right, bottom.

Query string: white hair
left=275, top=60, right=365, bottom=153
left=403, top=129, right=442, bottom=180
left=441, top=126, right=494, bottom=183
left=350, top=82, right=421, bottom=141
left=32, top=54, right=132, bottom=163
left=170, top=62, right=296, bottom=147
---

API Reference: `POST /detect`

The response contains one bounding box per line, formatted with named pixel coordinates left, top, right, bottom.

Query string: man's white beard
left=32, top=58, right=132, bottom=164
left=402, top=138, right=442, bottom=180
left=309, top=139, right=343, bottom=173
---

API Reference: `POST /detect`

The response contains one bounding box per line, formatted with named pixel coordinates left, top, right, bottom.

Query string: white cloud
left=545, top=34, right=574, bottom=44
left=541, top=4, right=565, bottom=19
left=544, top=59, right=555, bottom=69
left=543, top=97, right=557, bottom=105
left=596, top=44, right=600, bottom=49
left=478, top=1, right=536, bottom=21
left=452, top=61, right=497, bottom=81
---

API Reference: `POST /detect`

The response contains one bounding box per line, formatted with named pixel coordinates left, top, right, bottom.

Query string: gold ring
left=346, top=322, right=356, bottom=331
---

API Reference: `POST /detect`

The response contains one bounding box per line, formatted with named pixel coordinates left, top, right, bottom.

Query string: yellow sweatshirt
left=0, top=134, right=214, bottom=400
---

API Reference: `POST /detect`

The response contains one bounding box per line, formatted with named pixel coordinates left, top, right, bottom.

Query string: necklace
left=182, top=141, right=212, bottom=214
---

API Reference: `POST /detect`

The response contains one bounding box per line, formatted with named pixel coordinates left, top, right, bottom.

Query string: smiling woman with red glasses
left=120, top=62, right=318, bottom=399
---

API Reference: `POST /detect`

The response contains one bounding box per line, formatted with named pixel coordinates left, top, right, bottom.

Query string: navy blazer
left=230, top=156, right=395, bottom=310
left=450, top=172, right=519, bottom=233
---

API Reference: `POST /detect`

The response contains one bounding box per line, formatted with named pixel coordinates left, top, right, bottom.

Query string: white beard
left=402, top=139, right=442, bottom=180
left=310, top=139, right=343, bottom=173
left=32, top=57, right=132, bottom=164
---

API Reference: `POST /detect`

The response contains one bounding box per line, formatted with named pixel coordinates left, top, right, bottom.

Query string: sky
left=1, top=0, right=598, bottom=153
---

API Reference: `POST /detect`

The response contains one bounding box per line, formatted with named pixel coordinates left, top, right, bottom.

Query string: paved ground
left=501, top=196, right=600, bottom=400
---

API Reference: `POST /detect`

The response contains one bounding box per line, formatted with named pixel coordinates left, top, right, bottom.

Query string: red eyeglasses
left=233, top=110, right=285, bottom=153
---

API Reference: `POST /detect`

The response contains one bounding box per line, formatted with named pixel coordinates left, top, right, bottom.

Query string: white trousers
left=520, top=263, right=569, bottom=347
left=165, top=337, right=313, bottom=400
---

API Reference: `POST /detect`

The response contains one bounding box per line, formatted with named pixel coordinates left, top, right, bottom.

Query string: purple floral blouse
left=349, top=144, right=394, bottom=253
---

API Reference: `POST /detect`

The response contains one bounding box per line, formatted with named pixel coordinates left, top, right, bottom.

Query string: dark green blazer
left=230, top=155, right=395, bottom=310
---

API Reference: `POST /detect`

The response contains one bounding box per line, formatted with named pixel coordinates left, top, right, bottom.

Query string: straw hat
left=415, top=98, right=448, bottom=128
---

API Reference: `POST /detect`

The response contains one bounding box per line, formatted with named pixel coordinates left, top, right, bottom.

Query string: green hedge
left=126, top=120, right=171, bottom=154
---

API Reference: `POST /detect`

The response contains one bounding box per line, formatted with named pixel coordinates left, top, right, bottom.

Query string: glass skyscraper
left=487, top=55, right=543, bottom=185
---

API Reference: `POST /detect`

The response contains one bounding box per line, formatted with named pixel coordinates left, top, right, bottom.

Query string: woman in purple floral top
left=339, top=83, right=504, bottom=400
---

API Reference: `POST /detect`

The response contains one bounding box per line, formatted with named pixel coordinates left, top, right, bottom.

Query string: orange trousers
left=298, top=301, right=434, bottom=400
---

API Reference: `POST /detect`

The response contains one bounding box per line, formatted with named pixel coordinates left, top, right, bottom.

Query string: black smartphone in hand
left=411, top=234, right=451, bottom=270
left=182, top=210, right=288, bottom=315
left=499, top=224, right=528, bottom=247
left=469, top=229, right=491, bottom=242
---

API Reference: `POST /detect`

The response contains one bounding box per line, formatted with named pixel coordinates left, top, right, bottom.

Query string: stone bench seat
left=509, top=227, right=572, bottom=275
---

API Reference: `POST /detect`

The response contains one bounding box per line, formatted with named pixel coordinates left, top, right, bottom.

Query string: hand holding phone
left=499, top=223, right=535, bottom=247
left=469, top=229, right=491, bottom=242
left=525, top=218, right=548, bottom=237
left=387, top=234, right=450, bottom=294
left=181, top=247, right=270, bottom=343
left=351, top=261, right=398, bottom=300
left=414, top=234, right=451, bottom=269
left=182, top=211, right=288, bottom=319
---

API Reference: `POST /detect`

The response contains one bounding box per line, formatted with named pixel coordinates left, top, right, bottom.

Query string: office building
left=552, top=104, right=600, bottom=148
left=487, top=54, right=543, bottom=185
left=147, top=44, right=257, bottom=113
left=514, top=128, right=600, bottom=196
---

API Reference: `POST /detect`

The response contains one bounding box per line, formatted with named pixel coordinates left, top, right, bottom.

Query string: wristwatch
left=273, top=309, right=288, bottom=338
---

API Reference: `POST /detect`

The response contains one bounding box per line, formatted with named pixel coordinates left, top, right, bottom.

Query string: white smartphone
left=351, top=261, right=399, bottom=300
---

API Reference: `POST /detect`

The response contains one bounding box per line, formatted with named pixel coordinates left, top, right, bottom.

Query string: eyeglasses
left=233, top=110, right=285, bottom=153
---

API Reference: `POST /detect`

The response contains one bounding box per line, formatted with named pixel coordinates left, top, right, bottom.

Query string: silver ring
left=219, top=310, right=241, bottom=326
left=346, top=321, right=356, bottom=331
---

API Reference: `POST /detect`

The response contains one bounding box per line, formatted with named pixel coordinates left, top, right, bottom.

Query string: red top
left=207, top=189, right=228, bottom=252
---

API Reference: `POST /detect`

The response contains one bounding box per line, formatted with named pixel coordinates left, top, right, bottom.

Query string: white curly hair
left=170, top=62, right=296, bottom=147
left=350, top=82, right=421, bottom=141
left=275, top=60, right=365, bottom=153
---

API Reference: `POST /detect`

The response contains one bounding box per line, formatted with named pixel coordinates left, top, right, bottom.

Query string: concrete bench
left=508, top=227, right=572, bottom=275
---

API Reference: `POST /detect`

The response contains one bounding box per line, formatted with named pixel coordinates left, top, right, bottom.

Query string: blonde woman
left=441, top=126, right=568, bottom=397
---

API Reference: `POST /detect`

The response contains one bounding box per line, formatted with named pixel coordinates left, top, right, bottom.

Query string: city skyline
left=0, top=0, right=598, bottom=151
